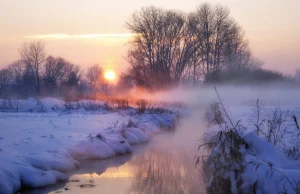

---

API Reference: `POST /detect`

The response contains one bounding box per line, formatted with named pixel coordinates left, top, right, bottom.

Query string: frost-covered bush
left=199, top=87, right=248, bottom=193
left=200, top=128, right=247, bottom=193
left=199, top=87, right=300, bottom=194
left=205, top=102, right=224, bottom=126
left=249, top=98, right=290, bottom=148
left=0, top=99, right=15, bottom=111
left=264, top=107, right=289, bottom=147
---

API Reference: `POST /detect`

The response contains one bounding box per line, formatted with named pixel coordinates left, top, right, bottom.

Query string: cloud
left=25, top=33, right=135, bottom=40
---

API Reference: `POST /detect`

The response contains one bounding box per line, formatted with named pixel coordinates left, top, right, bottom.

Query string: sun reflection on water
left=73, top=165, right=135, bottom=179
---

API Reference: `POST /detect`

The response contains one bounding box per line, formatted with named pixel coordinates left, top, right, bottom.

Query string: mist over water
left=141, top=84, right=300, bottom=107
left=136, top=83, right=300, bottom=152
left=23, top=84, right=300, bottom=194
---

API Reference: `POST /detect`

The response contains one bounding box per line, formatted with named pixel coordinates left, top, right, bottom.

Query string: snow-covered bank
left=204, top=104, right=300, bottom=194
left=0, top=98, right=179, bottom=194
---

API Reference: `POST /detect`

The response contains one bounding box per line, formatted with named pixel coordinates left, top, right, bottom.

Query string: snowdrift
left=0, top=98, right=179, bottom=194
left=204, top=105, right=300, bottom=194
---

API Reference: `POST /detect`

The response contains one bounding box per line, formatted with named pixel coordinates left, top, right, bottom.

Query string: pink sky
left=0, top=0, right=299, bottom=75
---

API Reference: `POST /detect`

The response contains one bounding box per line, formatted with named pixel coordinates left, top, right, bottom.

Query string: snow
left=0, top=98, right=178, bottom=194
left=206, top=104, right=300, bottom=194
left=241, top=133, right=300, bottom=193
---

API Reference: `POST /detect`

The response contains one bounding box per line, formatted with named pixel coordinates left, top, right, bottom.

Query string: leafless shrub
left=103, top=102, right=113, bottom=111
left=262, top=107, right=289, bottom=148
left=284, top=115, right=300, bottom=161
left=148, top=107, right=170, bottom=114
left=0, top=99, right=13, bottom=111
left=136, top=99, right=148, bottom=113
left=205, top=102, right=224, bottom=126
left=278, top=180, right=300, bottom=194
left=249, top=98, right=265, bottom=135
left=249, top=99, right=290, bottom=149
left=197, top=86, right=247, bottom=193
left=64, top=101, right=107, bottom=111
left=285, top=141, right=300, bottom=160
left=64, top=102, right=75, bottom=111
left=81, top=101, right=104, bottom=110
left=293, top=115, right=300, bottom=130
left=143, top=101, right=169, bottom=114
left=115, top=99, right=129, bottom=109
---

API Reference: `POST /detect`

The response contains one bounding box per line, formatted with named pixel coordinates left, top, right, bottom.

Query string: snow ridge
left=0, top=98, right=179, bottom=194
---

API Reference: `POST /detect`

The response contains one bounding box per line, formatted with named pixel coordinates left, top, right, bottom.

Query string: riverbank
left=0, top=98, right=180, bottom=194
left=24, top=131, right=204, bottom=194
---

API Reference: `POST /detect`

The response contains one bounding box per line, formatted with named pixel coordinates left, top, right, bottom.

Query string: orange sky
left=0, top=0, right=299, bottom=75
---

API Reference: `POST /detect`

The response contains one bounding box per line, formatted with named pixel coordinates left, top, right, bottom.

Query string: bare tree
left=126, top=7, right=198, bottom=89
left=86, top=64, right=103, bottom=88
left=119, top=65, right=149, bottom=88
left=19, top=41, right=46, bottom=94
left=43, top=56, right=71, bottom=94
left=125, top=4, right=256, bottom=87
left=59, top=64, right=82, bottom=100
left=0, top=68, right=12, bottom=88
left=187, top=4, right=252, bottom=82
left=64, top=64, right=81, bottom=87
left=8, top=60, right=25, bottom=83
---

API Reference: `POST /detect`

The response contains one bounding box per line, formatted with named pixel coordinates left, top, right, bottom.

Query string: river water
left=23, top=110, right=207, bottom=194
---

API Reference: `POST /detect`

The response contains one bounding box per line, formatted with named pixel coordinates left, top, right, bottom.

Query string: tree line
left=0, top=3, right=295, bottom=98
left=120, top=3, right=288, bottom=89
left=0, top=41, right=109, bottom=99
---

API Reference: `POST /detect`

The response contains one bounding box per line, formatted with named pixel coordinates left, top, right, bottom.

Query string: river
left=22, top=109, right=207, bottom=194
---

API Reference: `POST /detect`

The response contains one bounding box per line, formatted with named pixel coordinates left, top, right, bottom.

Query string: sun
left=104, top=70, right=116, bottom=81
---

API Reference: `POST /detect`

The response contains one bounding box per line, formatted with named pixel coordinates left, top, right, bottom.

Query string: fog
left=126, top=84, right=300, bottom=151
left=138, top=84, right=300, bottom=107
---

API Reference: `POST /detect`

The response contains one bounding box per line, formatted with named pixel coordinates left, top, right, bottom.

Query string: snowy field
left=0, top=98, right=178, bottom=194
left=1, top=86, right=299, bottom=194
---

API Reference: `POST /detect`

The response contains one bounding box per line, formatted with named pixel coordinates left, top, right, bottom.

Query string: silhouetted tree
left=119, top=65, right=149, bottom=88
left=187, top=3, right=253, bottom=82
left=126, top=6, right=197, bottom=89
left=21, top=64, right=36, bottom=96
left=43, top=56, right=71, bottom=95
left=125, top=4, right=258, bottom=87
left=57, top=64, right=82, bottom=100
left=63, top=64, right=81, bottom=87
left=19, top=41, right=46, bottom=94
left=8, top=60, right=25, bottom=83
left=117, top=72, right=135, bottom=91
left=0, top=68, right=12, bottom=88
left=86, top=64, right=103, bottom=89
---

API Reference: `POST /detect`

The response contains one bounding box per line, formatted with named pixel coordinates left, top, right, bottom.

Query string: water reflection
left=127, top=145, right=204, bottom=194
left=23, top=135, right=205, bottom=194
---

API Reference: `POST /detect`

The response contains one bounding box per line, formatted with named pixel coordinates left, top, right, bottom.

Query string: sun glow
left=104, top=70, right=116, bottom=81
